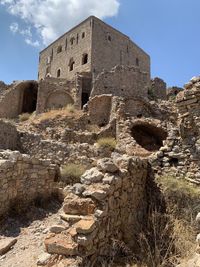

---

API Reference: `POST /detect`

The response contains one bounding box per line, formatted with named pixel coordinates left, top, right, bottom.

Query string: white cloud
left=25, top=38, right=40, bottom=47
left=10, top=22, right=19, bottom=33
left=2, top=0, right=120, bottom=47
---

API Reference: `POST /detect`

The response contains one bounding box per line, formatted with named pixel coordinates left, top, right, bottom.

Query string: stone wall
left=36, top=78, right=76, bottom=114
left=91, top=17, right=150, bottom=80
left=44, top=155, right=148, bottom=265
left=91, top=65, right=149, bottom=99
left=0, top=150, right=59, bottom=217
left=0, top=81, right=38, bottom=118
left=167, top=86, right=183, bottom=100
left=38, top=18, right=92, bottom=80
left=152, top=77, right=200, bottom=182
left=0, top=120, right=18, bottom=150
left=38, top=16, right=150, bottom=82
left=150, top=77, right=167, bottom=100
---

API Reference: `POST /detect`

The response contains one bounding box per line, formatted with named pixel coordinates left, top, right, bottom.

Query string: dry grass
left=137, top=175, right=199, bottom=267
left=60, top=163, right=86, bottom=184
left=97, top=137, right=117, bottom=150
left=19, top=112, right=33, bottom=122
left=31, top=105, right=82, bottom=124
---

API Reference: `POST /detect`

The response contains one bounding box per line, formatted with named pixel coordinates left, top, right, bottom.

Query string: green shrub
left=97, top=137, right=117, bottom=150
left=60, top=163, right=86, bottom=184
left=19, top=113, right=32, bottom=122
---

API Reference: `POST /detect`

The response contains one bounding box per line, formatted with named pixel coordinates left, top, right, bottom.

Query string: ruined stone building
left=0, top=16, right=151, bottom=118
left=38, top=16, right=150, bottom=81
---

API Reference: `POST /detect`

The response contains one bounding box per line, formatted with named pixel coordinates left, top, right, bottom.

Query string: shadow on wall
left=19, top=82, right=38, bottom=114
left=45, top=91, right=74, bottom=110
left=131, top=123, right=167, bottom=152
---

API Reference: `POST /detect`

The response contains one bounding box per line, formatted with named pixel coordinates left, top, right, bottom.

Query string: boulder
left=81, top=167, right=104, bottom=185
left=44, top=233, right=78, bottom=256
left=97, top=158, right=118, bottom=173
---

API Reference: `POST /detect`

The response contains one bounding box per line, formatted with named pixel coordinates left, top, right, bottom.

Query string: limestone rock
left=60, top=214, right=82, bottom=224
left=37, top=252, right=51, bottom=266
left=49, top=224, right=68, bottom=234
left=0, top=238, right=17, bottom=255
left=44, top=233, right=78, bottom=256
left=74, top=217, right=96, bottom=234
left=81, top=167, right=104, bottom=185
left=72, top=183, right=85, bottom=195
left=63, top=197, right=96, bottom=215
left=97, top=158, right=118, bottom=173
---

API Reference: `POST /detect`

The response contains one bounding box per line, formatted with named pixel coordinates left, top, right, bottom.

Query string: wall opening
left=81, top=74, right=92, bottom=108
left=136, top=58, right=139, bottom=66
left=57, top=45, right=62, bottom=54
left=82, top=92, right=89, bottom=108
left=57, top=69, right=61, bottom=77
left=69, top=58, right=75, bottom=71
left=21, top=82, right=38, bottom=114
left=82, top=53, right=88, bottom=65
left=82, top=32, right=85, bottom=38
left=131, top=124, right=167, bottom=152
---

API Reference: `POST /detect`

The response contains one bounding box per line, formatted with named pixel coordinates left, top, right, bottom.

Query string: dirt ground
left=0, top=200, right=62, bottom=267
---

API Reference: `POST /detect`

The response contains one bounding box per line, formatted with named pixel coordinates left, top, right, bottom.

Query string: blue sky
left=0, top=0, right=199, bottom=87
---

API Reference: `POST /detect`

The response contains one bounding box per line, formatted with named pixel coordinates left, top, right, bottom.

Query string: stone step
left=44, top=233, right=78, bottom=256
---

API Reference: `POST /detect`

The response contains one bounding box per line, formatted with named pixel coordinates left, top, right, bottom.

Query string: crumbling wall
left=44, top=156, right=148, bottom=264
left=87, top=94, right=112, bottom=126
left=0, top=81, right=38, bottom=118
left=167, top=86, right=183, bottom=100
left=36, top=78, right=76, bottom=114
left=91, top=65, right=149, bottom=99
left=149, top=77, right=167, bottom=100
left=153, top=77, right=200, bottom=182
left=0, top=120, right=18, bottom=150
left=0, top=150, right=59, bottom=217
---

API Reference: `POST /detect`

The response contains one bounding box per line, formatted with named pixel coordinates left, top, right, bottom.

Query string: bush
left=19, top=113, right=32, bottom=122
left=60, top=163, right=86, bottom=184
left=97, top=137, right=117, bottom=150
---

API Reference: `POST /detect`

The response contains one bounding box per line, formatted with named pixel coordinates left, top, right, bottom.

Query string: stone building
left=38, top=16, right=150, bottom=109
left=38, top=16, right=150, bottom=81
left=0, top=16, right=151, bottom=118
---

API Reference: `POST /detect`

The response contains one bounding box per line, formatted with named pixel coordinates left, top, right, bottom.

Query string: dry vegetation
left=60, top=163, right=86, bottom=184
left=97, top=137, right=117, bottom=150
left=137, top=175, right=199, bottom=267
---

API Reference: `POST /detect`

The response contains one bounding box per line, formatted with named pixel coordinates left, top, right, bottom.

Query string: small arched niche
left=131, top=123, right=167, bottom=152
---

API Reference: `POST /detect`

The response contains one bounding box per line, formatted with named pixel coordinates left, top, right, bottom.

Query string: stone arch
left=45, top=91, right=74, bottom=110
left=131, top=122, right=167, bottom=152
left=15, top=81, right=38, bottom=114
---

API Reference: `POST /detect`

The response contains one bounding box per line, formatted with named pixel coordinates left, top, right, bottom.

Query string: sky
left=0, top=0, right=199, bottom=87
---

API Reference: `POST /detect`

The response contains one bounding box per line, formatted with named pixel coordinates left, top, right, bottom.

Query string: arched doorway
left=21, top=82, right=38, bottom=113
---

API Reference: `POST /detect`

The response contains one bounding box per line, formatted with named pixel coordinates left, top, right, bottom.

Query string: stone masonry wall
left=44, top=155, right=148, bottom=265
left=0, top=150, right=59, bottom=217
left=38, top=18, right=92, bottom=81
left=38, top=16, right=150, bottom=82
left=152, top=77, right=200, bottom=182
left=0, top=120, right=18, bottom=150
left=36, top=78, right=77, bottom=114
left=150, top=77, right=167, bottom=100
left=91, top=65, right=149, bottom=99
